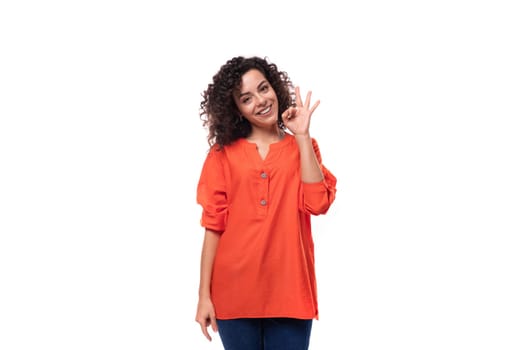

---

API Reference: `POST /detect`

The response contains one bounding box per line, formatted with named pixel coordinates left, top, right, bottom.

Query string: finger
left=304, top=91, right=312, bottom=109
left=295, top=86, right=303, bottom=107
left=200, top=322, right=212, bottom=341
left=282, top=107, right=295, bottom=120
left=310, top=100, right=320, bottom=114
left=211, top=316, right=218, bottom=333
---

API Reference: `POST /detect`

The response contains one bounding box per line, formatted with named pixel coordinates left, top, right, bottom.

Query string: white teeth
left=259, top=106, right=271, bottom=115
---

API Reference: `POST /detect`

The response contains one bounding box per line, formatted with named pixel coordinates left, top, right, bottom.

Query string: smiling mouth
left=257, top=105, right=272, bottom=115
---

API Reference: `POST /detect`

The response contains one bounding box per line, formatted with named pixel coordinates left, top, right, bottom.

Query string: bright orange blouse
left=197, top=133, right=337, bottom=320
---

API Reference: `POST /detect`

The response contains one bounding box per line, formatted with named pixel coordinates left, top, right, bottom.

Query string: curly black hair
left=199, top=56, right=294, bottom=148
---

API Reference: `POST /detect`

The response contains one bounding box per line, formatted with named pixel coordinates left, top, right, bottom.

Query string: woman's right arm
left=195, top=228, right=221, bottom=341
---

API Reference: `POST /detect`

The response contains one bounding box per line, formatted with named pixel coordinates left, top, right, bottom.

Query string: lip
left=257, top=105, right=272, bottom=116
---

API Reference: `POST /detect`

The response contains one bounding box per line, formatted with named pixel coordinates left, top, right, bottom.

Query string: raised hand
left=282, top=86, right=320, bottom=136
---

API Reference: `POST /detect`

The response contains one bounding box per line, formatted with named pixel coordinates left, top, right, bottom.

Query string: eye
left=260, top=84, right=269, bottom=92
left=241, top=96, right=251, bottom=104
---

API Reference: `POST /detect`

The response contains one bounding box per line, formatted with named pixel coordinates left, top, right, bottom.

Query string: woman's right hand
left=195, top=297, right=218, bottom=341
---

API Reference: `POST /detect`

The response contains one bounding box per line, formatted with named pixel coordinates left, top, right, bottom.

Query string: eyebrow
left=238, top=80, right=269, bottom=98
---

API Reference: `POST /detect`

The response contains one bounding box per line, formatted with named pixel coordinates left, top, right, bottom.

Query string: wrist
left=199, top=286, right=211, bottom=299
left=199, top=293, right=211, bottom=300
left=294, top=133, right=311, bottom=139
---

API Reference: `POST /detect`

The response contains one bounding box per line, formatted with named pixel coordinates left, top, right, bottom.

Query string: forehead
left=238, top=69, right=267, bottom=91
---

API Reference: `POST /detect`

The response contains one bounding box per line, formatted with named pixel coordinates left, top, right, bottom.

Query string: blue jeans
left=216, top=317, right=313, bottom=350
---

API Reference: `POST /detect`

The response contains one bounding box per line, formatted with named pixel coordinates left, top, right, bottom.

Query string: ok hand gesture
left=282, top=86, right=320, bottom=136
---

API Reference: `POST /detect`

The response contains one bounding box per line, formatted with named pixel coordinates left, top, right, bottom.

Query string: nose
left=254, top=93, right=266, bottom=106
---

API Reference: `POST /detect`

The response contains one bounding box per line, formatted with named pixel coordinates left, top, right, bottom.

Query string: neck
left=247, top=127, right=284, bottom=144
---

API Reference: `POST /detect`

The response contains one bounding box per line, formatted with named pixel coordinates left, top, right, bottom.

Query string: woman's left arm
left=294, top=134, right=324, bottom=183
left=283, top=87, right=337, bottom=214
left=282, top=86, right=323, bottom=183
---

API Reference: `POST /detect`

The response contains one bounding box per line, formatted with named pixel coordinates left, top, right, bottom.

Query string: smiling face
left=233, top=69, right=279, bottom=132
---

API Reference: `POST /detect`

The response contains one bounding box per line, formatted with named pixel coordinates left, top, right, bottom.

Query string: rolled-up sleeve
left=300, top=139, right=337, bottom=215
left=196, top=148, right=228, bottom=232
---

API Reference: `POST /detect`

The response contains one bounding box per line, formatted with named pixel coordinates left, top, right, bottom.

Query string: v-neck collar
left=239, top=132, right=292, bottom=163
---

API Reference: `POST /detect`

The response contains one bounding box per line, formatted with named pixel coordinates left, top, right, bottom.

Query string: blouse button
left=260, top=199, right=267, bottom=206
left=260, top=172, right=267, bottom=179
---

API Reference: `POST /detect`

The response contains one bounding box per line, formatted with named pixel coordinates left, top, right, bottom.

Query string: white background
left=1, top=0, right=524, bottom=349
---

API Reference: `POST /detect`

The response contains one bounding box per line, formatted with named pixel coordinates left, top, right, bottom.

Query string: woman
left=195, top=56, right=337, bottom=349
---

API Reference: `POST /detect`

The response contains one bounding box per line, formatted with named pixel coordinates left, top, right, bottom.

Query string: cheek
left=238, top=104, right=253, bottom=116
left=270, top=92, right=279, bottom=105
